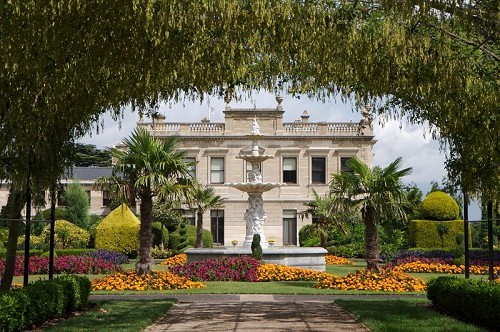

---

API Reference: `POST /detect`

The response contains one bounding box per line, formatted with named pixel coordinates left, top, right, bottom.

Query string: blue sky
left=80, top=91, right=480, bottom=219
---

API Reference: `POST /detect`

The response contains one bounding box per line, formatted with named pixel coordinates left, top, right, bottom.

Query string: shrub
left=427, top=277, right=500, bottom=330
left=327, top=243, right=365, bottom=258
left=95, top=203, right=139, bottom=257
left=298, top=224, right=320, bottom=247
left=151, top=247, right=172, bottom=259
left=32, top=208, right=66, bottom=235
left=168, top=224, right=212, bottom=252
left=152, top=222, right=169, bottom=248
left=420, top=191, right=459, bottom=221
left=62, top=182, right=90, bottom=229
left=251, top=234, right=263, bottom=260
left=0, top=275, right=91, bottom=331
left=409, top=220, right=470, bottom=248
left=40, top=219, right=90, bottom=249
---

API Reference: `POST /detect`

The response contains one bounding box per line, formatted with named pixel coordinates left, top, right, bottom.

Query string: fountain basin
left=185, top=247, right=328, bottom=271
left=226, top=182, right=284, bottom=193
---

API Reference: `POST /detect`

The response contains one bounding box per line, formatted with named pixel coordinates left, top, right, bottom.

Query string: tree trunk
left=0, top=185, right=25, bottom=291
left=136, top=191, right=153, bottom=275
left=195, top=211, right=203, bottom=248
left=363, top=205, right=380, bottom=271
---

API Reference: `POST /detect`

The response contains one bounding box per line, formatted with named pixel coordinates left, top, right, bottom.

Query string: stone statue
left=244, top=195, right=267, bottom=235
left=251, top=117, right=260, bottom=135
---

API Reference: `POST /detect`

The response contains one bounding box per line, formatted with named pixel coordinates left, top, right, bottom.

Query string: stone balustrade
left=138, top=121, right=363, bottom=136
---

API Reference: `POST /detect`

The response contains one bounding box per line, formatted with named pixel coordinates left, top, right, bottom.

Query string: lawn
left=335, top=298, right=487, bottom=332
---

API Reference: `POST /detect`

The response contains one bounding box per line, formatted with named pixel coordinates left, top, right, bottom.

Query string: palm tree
left=299, top=189, right=345, bottom=248
left=329, top=157, right=412, bottom=271
left=189, top=186, right=225, bottom=248
left=99, top=128, right=189, bottom=275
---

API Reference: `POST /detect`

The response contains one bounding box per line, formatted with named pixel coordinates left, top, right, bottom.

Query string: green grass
left=335, top=298, right=487, bottom=332
left=43, top=300, right=175, bottom=332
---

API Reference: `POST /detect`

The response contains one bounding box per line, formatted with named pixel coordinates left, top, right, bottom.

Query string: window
left=210, top=157, right=225, bottom=184
left=282, top=157, right=297, bottom=184
left=211, top=210, right=224, bottom=244
left=85, top=190, right=91, bottom=204
left=283, top=210, right=297, bottom=245
left=184, top=210, right=196, bottom=226
left=340, top=157, right=353, bottom=173
left=311, top=157, right=326, bottom=184
left=184, top=157, right=196, bottom=179
left=102, top=190, right=111, bottom=207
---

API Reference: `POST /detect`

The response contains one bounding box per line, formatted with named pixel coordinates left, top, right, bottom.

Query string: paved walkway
left=90, top=294, right=390, bottom=331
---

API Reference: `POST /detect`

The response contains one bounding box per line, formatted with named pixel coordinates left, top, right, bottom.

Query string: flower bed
left=91, top=270, right=205, bottom=291
left=387, top=256, right=500, bottom=275
left=0, top=255, right=122, bottom=275
left=325, top=255, right=353, bottom=265
left=159, top=253, right=187, bottom=266
left=170, top=256, right=260, bottom=281
left=315, top=268, right=426, bottom=292
left=257, top=264, right=332, bottom=282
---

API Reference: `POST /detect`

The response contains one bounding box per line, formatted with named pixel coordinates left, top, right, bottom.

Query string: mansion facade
left=139, top=98, right=375, bottom=246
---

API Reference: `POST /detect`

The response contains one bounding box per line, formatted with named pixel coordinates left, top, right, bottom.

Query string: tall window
left=184, top=210, right=196, bottom=226
left=184, top=157, right=196, bottom=179
left=85, top=190, right=91, bottom=204
left=102, top=190, right=111, bottom=207
left=340, top=157, right=353, bottom=173
left=211, top=210, right=224, bottom=244
left=282, top=157, right=297, bottom=184
left=311, top=157, right=326, bottom=184
left=210, top=157, right=225, bottom=184
left=283, top=210, right=297, bottom=245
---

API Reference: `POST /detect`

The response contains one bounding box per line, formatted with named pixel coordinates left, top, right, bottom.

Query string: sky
left=79, top=91, right=480, bottom=219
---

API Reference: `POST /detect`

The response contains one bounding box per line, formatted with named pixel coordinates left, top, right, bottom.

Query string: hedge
left=427, top=276, right=500, bottom=330
left=0, top=275, right=91, bottom=331
left=409, top=220, right=471, bottom=248
left=0, top=248, right=93, bottom=259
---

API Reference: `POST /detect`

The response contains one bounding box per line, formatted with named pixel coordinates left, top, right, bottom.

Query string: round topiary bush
left=95, top=203, right=139, bottom=257
left=40, top=219, right=90, bottom=249
left=420, top=191, right=459, bottom=221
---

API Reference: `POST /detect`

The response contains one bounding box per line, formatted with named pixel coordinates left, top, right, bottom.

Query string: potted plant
left=268, top=239, right=275, bottom=247
left=231, top=239, right=238, bottom=247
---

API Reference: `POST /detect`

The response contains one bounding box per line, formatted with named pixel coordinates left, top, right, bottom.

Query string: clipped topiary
left=420, top=191, right=459, bottom=221
left=151, top=222, right=169, bottom=248
left=40, top=220, right=90, bottom=249
left=95, top=204, right=139, bottom=257
left=251, top=234, right=263, bottom=260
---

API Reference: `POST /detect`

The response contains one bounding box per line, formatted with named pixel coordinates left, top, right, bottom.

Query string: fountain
left=226, top=117, right=282, bottom=249
left=185, top=117, right=327, bottom=270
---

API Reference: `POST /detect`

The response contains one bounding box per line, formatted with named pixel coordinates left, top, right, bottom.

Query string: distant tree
left=62, top=182, right=90, bottom=229
left=73, top=144, right=112, bottom=167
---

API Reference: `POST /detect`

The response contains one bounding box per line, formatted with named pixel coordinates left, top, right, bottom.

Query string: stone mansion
left=138, top=98, right=375, bottom=246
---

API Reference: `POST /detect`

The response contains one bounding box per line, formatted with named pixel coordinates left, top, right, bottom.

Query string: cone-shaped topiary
left=420, top=191, right=459, bottom=221
left=95, top=203, right=139, bottom=257
left=251, top=234, right=263, bottom=260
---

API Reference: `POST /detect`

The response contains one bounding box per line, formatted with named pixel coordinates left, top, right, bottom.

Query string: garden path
left=140, top=294, right=370, bottom=332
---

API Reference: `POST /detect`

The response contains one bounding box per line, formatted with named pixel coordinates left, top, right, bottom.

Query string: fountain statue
left=185, top=116, right=327, bottom=271
left=226, top=117, right=283, bottom=249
